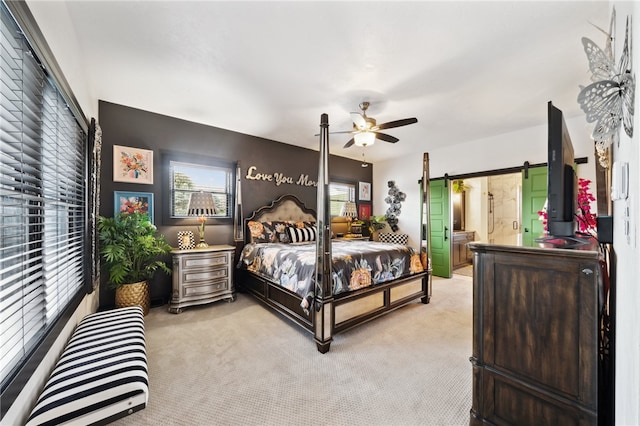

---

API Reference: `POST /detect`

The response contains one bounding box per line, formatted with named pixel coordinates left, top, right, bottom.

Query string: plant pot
left=115, top=280, right=150, bottom=316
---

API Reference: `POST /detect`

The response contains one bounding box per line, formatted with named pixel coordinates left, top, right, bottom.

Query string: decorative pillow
left=248, top=220, right=293, bottom=244
left=379, top=233, right=408, bottom=245
left=287, top=223, right=317, bottom=243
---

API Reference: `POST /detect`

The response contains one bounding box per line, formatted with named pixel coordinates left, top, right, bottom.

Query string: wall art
left=577, top=7, right=635, bottom=158
left=359, top=181, right=371, bottom=201
left=114, top=191, right=154, bottom=223
left=113, top=145, right=153, bottom=184
left=358, top=203, right=371, bottom=220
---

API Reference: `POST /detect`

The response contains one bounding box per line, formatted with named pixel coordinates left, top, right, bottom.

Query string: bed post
left=314, top=113, right=333, bottom=353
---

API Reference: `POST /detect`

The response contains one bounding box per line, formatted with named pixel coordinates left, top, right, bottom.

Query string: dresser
left=468, top=240, right=604, bottom=425
left=169, top=245, right=235, bottom=314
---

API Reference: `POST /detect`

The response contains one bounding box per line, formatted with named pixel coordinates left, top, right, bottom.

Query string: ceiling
left=27, top=1, right=610, bottom=163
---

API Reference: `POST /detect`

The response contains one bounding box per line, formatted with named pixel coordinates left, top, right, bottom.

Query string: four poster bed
left=235, top=114, right=431, bottom=353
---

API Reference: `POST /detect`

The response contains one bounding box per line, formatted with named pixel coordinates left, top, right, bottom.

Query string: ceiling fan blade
left=343, top=138, right=355, bottom=148
left=375, top=117, right=418, bottom=130
left=351, top=112, right=367, bottom=130
left=374, top=132, right=399, bottom=143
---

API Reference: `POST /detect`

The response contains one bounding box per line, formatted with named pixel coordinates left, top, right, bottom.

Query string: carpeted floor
left=453, top=264, right=473, bottom=277
left=112, top=275, right=473, bottom=426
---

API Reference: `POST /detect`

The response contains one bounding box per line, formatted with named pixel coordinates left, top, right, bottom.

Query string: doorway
left=462, top=173, right=522, bottom=245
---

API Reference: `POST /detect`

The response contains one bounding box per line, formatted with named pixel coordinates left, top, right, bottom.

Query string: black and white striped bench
left=26, top=306, right=148, bottom=426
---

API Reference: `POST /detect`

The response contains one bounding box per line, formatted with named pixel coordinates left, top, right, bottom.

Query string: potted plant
left=368, top=215, right=389, bottom=241
left=98, top=211, right=172, bottom=315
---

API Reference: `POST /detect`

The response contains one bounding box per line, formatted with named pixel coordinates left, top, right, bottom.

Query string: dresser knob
left=582, top=268, right=593, bottom=275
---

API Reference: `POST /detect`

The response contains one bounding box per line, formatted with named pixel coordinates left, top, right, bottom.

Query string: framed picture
left=114, top=191, right=154, bottom=223
left=177, top=231, right=195, bottom=250
left=358, top=203, right=371, bottom=220
left=113, top=145, right=153, bottom=184
left=359, top=181, right=371, bottom=201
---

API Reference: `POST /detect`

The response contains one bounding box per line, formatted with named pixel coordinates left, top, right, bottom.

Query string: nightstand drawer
left=183, top=267, right=228, bottom=284
left=181, top=252, right=229, bottom=270
left=184, top=279, right=229, bottom=297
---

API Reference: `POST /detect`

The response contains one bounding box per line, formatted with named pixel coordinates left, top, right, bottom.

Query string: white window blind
left=0, top=2, right=86, bottom=389
left=329, top=182, right=355, bottom=216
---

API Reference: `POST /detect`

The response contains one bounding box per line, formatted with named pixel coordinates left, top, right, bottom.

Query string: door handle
left=444, top=226, right=449, bottom=241
left=524, top=228, right=529, bottom=233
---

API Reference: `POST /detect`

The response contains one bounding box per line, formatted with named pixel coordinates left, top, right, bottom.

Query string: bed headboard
left=244, top=194, right=316, bottom=244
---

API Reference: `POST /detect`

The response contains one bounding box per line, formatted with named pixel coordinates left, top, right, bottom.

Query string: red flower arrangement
left=537, top=178, right=597, bottom=235
left=575, top=178, right=597, bottom=235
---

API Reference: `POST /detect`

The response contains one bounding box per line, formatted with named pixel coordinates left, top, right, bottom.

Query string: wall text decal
left=245, top=166, right=317, bottom=187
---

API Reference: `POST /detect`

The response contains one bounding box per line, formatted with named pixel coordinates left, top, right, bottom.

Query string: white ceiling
left=27, top=1, right=610, bottom=163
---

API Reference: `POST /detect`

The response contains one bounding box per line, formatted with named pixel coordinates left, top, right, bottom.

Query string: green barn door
left=430, top=179, right=451, bottom=278
left=522, top=166, right=548, bottom=246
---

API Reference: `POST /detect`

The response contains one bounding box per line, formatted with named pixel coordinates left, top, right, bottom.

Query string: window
left=329, top=181, right=355, bottom=216
left=0, top=1, right=87, bottom=401
left=163, top=152, right=235, bottom=224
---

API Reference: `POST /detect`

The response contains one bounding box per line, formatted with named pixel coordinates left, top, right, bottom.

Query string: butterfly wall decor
left=577, top=9, right=635, bottom=156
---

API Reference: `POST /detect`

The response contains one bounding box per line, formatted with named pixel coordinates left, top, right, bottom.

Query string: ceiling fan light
left=354, top=131, right=375, bottom=147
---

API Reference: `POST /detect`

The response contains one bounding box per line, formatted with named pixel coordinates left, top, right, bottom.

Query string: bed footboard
left=237, top=269, right=430, bottom=352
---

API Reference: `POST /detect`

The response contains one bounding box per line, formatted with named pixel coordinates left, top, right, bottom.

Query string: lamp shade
left=354, top=131, right=375, bottom=147
left=187, top=192, right=216, bottom=216
left=340, top=201, right=358, bottom=218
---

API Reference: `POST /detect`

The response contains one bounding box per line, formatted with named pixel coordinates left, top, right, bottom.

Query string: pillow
left=379, top=233, right=408, bottom=245
left=248, top=220, right=293, bottom=244
left=287, top=223, right=317, bottom=243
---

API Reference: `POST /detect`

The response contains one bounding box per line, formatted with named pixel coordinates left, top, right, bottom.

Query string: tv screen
left=546, top=101, right=577, bottom=237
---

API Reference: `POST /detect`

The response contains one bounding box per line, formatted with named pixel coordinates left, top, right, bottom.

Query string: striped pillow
left=287, top=224, right=317, bottom=243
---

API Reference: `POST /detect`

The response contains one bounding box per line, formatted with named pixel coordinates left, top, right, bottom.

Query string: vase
left=115, top=280, right=150, bottom=315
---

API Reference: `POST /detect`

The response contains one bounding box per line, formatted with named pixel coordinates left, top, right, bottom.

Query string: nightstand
left=169, top=245, right=235, bottom=314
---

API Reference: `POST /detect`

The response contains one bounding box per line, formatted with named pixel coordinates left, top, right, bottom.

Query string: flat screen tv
left=546, top=101, right=577, bottom=237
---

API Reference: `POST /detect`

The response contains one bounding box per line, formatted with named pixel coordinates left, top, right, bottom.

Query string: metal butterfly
left=577, top=13, right=635, bottom=142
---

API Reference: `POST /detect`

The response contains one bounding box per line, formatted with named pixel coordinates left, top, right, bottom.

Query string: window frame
left=329, top=180, right=356, bottom=217
left=161, top=150, right=235, bottom=226
left=0, top=1, right=89, bottom=416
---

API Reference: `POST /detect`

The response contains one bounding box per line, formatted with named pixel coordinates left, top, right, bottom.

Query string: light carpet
left=112, top=275, right=473, bottom=426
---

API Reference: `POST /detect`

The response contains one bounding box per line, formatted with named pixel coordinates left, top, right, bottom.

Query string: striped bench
left=26, top=307, right=148, bottom=426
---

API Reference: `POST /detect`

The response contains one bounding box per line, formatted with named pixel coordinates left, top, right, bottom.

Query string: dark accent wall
left=98, top=101, right=372, bottom=308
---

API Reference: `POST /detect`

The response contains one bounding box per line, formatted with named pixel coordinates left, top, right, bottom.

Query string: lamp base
left=196, top=241, right=209, bottom=249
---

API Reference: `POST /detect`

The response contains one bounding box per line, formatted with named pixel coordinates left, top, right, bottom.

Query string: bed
left=236, top=194, right=431, bottom=353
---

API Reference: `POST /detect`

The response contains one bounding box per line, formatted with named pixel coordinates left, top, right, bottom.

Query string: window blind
left=0, top=1, right=87, bottom=393
left=329, top=182, right=355, bottom=216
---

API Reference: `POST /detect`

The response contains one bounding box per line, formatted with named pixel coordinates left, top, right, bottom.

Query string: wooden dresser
left=169, top=245, right=235, bottom=313
left=468, top=240, right=603, bottom=425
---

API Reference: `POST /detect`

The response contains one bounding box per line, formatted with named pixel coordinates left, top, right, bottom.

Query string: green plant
left=452, top=180, right=467, bottom=194
left=98, top=212, right=172, bottom=289
left=369, top=215, right=388, bottom=233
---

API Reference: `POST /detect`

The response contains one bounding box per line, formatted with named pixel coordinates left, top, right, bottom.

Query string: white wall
left=611, top=2, right=640, bottom=425
left=374, top=114, right=597, bottom=249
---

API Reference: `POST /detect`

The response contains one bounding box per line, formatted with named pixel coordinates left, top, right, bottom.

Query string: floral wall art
left=114, top=191, right=154, bottom=223
left=113, top=145, right=153, bottom=184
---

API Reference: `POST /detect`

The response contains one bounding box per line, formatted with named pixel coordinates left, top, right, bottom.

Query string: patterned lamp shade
left=187, top=192, right=216, bottom=216
left=340, top=201, right=357, bottom=218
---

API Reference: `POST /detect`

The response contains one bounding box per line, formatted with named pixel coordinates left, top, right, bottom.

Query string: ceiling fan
left=336, top=101, right=418, bottom=149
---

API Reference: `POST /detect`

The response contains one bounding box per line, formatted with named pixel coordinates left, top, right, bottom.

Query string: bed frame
left=236, top=194, right=431, bottom=353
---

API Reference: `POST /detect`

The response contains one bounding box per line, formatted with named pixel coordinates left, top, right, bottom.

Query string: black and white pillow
left=287, top=224, right=317, bottom=243
left=378, top=233, right=409, bottom=245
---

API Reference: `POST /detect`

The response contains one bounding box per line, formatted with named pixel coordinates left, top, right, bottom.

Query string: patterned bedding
left=237, top=240, right=424, bottom=314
